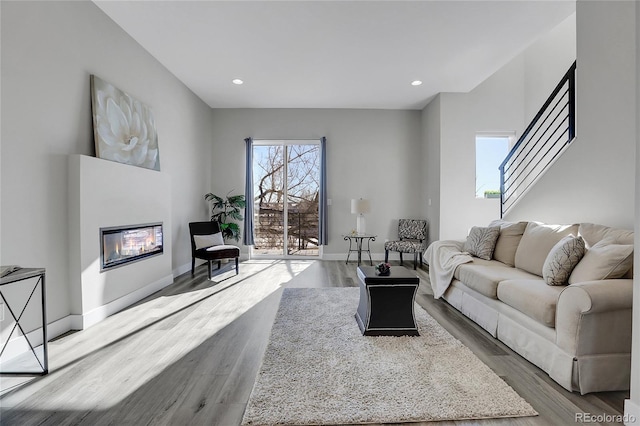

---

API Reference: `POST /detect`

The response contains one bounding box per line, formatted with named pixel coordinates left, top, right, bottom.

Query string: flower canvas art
left=90, top=75, right=160, bottom=171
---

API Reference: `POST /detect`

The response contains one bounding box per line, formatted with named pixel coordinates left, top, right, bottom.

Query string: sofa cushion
left=489, top=220, right=528, bottom=267
left=542, top=235, right=586, bottom=286
left=463, top=226, right=501, bottom=260
left=568, top=238, right=634, bottom=284
left=578, top=223, right=634, bottom=279
left=497, top=279, right=565, bottom=327
left=514, top=222, right=579, bottom=277
left=578, top=223, right=634, bottom=247
left=454, top=261, right=541, bottom=299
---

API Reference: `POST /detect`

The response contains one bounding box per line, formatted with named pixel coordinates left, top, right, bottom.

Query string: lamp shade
left=351, top=198, right=370, bottom=215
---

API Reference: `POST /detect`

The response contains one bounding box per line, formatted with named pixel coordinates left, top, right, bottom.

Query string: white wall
left=627, top=2, right=640, bottom=423
left=1, top=1, right=213, bottom=332
left=505, top=1, right=635, bottom=229
left=523, top=13, right=577, bottom=121
left=422, top=13, right=576, bottom=241
left=68, top=155, right=173, bottom=329
left=437, top=57, right=526, bottom=240
left=422, top=96, right=441, bottom=245
left=210, top=109, right=422, bottom=258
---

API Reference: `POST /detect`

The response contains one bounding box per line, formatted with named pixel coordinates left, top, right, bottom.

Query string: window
left=475, top=134, right=514, bottom=199
left=251, top=140, right=321, bottom=257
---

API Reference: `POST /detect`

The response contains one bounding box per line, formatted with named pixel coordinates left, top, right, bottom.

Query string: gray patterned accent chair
left=384, top=219, right=429, bottom=270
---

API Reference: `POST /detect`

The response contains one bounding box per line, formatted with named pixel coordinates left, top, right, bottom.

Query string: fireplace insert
left=100, top=222, right=163, bottom=271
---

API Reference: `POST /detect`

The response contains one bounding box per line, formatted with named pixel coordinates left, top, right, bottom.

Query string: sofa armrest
left=555, top=279, right=633, bottom=356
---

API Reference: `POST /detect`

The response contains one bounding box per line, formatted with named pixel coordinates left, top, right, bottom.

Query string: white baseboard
left=48, top=315, right=74, bottom=339
left=173, top=262, right=192, bottom=278
left=2, top=274, right=174, bottom=364
left=0, top=315, right=74, bottom=363
left=322, top=253, right=411, bottom=263
left=69, top=273, right=174, bottom=330
left=625, top=399, right=640, bottom=425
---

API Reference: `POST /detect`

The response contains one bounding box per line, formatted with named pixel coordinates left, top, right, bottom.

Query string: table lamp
left=351, top=198, right=370, bottom=235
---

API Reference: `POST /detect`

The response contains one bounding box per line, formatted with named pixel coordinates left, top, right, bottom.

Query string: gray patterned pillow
left=463, top=226, right=501, bottom=260
left=542, top=235, right=586, bottom=286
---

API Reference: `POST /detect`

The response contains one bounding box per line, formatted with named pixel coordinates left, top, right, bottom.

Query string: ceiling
left=94, top=1, right=575, bottom=110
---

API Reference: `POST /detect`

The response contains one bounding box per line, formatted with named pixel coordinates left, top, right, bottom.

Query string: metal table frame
left=343, top=234, right=376, bottom=266
left=0, top=267, right=48, bottom=375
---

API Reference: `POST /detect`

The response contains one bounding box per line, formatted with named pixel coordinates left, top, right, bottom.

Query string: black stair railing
left=500, top=61, right=576, bottom=217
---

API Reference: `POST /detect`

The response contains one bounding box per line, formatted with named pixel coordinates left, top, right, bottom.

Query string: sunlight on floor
left=0, top=260, right=315, bottom=410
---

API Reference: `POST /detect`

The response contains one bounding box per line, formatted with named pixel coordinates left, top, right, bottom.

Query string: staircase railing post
left=568, top=61, right=576, bottom=141
left=499, top=164, right=505, bottom=218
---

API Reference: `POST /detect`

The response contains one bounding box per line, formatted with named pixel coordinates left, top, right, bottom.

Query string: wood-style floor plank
left=0, top=260, right=628, bottom=425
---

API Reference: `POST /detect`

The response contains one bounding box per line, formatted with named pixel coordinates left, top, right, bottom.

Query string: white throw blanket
left=425, top=240, right=473, bottom=299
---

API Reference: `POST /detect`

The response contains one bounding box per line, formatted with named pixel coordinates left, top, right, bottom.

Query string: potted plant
left=204, top=191, right=246, bottom=242
left=484, top=190, right=501, bottom=199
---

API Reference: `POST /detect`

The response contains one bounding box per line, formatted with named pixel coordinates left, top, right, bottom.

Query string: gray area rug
left=242, top=287, right=537, bottom=425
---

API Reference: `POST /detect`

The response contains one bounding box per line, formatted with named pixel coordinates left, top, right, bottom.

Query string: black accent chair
left=189, top=221, right=240, bottom=278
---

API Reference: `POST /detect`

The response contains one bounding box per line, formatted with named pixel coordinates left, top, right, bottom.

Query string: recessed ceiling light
left=232, top=79, right=244, bottom=85
left=411, top=80, right=423, bottom=86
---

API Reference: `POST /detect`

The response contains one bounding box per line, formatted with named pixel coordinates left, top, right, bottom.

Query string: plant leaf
left=205, top=193, right=225, bottom=210
left=227, top=195, right=246, bottom=208
left=228, top=211, right=244, bottom=221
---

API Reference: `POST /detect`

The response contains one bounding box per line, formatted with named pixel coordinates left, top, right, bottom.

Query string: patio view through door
left=251, top=140, right=321, bottom=257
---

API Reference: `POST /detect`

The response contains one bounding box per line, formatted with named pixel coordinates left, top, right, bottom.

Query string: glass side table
left=343, top=234, right=376, bottom=266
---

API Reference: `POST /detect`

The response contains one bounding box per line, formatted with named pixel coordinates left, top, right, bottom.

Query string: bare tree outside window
left=253, top=143, right=320, bottom=256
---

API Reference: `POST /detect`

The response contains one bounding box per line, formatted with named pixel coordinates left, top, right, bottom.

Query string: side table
left=343, top=234, right=376, bottom=266
left=0, top=267, right=48, bottom=375
left=355, top=265, right=419, bottom=336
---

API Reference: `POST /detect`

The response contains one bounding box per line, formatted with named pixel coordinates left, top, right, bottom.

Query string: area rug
left=242, top=287, right=537, bottom=425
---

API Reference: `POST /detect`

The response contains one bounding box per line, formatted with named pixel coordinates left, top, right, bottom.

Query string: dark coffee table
left=355, top=266, right=420, bottom=336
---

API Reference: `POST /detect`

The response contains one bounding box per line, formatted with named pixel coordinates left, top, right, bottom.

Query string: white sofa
left=430, top=221, right=633, bottom=394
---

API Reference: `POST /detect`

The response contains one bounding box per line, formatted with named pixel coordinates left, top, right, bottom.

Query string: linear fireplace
left=100, top=222, right=163, bottom=271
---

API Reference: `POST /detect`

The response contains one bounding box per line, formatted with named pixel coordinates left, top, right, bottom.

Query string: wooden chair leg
left=191, top=258, right=195, bottom=275
left=385, top=250, right=389, bottom=263
left=207, top=261, right=212, bottom=279
left=400, top=252, right=403, bottom=265
left=217, top=260, right=222, bottom=270
left=413, top=252, right=418, bottom=270
left=235, top=257, right=239, bottom=274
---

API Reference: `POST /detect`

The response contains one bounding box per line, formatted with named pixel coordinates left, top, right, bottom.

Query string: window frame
left=475, top=132, right=516, bottom=199
left=250, top=139, right=323, bottom=259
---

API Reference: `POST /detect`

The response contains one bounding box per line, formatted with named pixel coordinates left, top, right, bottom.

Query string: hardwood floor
left=0, top=260, right=629, bottom=425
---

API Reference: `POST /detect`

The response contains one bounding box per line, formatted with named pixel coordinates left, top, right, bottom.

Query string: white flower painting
left=90, top=75, right=160, bottom=171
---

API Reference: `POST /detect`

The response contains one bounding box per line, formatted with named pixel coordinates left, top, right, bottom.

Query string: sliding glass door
left=252, top=140, right=320, bottom=258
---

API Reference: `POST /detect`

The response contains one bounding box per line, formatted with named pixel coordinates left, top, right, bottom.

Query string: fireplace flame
left=101, top=223, right=163, bottom=270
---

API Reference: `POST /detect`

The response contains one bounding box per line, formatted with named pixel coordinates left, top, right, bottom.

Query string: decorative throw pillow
left=514, top=222, right=580, bottom=277
left=490, top=221, right=528, bottom=267
left=577, top=223, right=634, bottom=247
left=568, top=238, right=634, bottom=284
left=463, top=226, right=501, bottom=260
left=542, top=235, right=586, bottom=286
left=193, top=232, right=224, bottom=249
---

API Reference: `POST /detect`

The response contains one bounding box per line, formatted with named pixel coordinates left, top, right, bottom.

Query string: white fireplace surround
left=68, top=155, right=173, bottom=330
